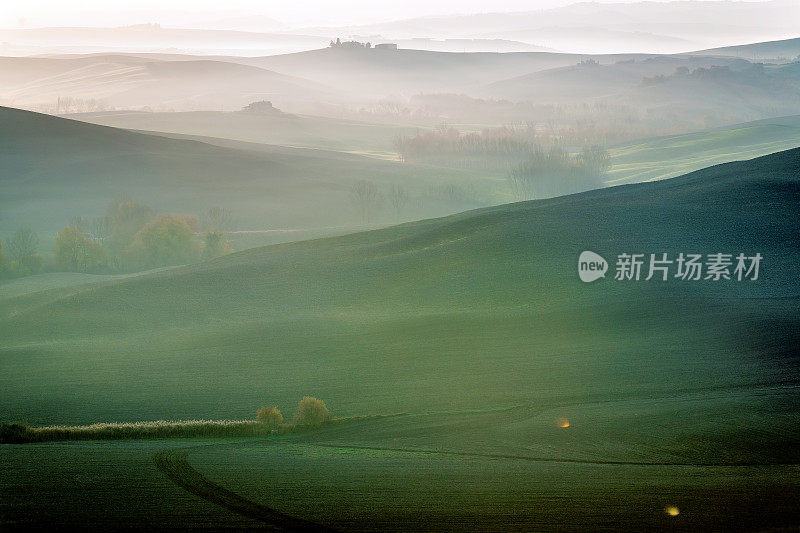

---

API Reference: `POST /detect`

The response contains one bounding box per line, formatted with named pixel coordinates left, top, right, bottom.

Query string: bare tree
left=576, top=145, right=611, bottom=177
left=387, top=184, right=410, bottom=220
left=7, top=227, right=38, bottom=263
left=349, top=180, right=383, bottom=223
left=201, top=207, right=237, bottom=232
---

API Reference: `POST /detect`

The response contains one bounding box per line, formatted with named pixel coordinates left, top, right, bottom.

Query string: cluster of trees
left=642, top=62, right=769, bottom=86
left=256, top=397, right=331, bottom=429
left=394, top=124, right=540, bottom=167
left=1, top=199, right=238, bottom=279
left=507, top=145, right=611, bottom=200
left=393, top=126, right=614, bottom=197
left=52, top=96, right=111, bottom=114
left=329, top=38, right=373, bottom=49
left=349, top=180, right=384, bottom=223
left=349, top=180, right=416, bottom=223
left=240, top=100, right=293, bottom=117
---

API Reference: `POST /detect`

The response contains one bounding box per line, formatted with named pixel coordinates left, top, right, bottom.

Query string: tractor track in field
left=153, top=443, right=337, bottom=532
left=153, top=389, right=800, bottom=528
left=304, top=442, right=800, bottom=468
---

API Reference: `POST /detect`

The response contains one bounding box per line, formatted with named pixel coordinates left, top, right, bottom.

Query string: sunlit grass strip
left=0, top=413, right=407, bottom=444
left=1, top=420, right=271, bottom=443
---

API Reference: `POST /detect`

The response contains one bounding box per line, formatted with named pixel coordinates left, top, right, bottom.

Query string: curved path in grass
left=153, top=443, right=337, bottom=532
left=153, top=392, right=799, bottom=529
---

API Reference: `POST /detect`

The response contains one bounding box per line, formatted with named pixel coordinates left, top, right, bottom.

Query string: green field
left=6, top=105, right=800, bottom=254
left=0, top=439, right=267, bottom=530
left=608, top=115, right=800, bottom=184
left=1, top=148, right=798, bottom=530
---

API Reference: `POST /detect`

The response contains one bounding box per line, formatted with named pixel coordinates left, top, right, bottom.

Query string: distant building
left=375, top=43, right=398, bottom=51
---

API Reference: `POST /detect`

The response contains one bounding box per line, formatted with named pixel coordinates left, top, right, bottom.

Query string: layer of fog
left=0, top=1, right=798, bottom=56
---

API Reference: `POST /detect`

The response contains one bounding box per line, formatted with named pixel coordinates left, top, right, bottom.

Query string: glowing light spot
left=665, top=506, right=680, bottom=516
left=557, top=418, right=570, bottom=428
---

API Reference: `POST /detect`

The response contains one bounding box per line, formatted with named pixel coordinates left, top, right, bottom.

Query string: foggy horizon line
left=1, top=0, right=793, bottom=32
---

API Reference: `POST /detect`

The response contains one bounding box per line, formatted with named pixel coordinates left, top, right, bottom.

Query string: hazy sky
left=1, top=0, right=777, bottom=28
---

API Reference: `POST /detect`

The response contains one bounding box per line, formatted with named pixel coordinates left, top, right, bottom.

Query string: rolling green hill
left=70, top=108, right=800, bottom=196
left=1, top=148, right=798, bottom=530
left=1, top=147, right=797, bottom=423
left=0, top=106, right=494, bottom=243
left=608, top=114, right=800, bottom=184
left=69, top=108, right=419, bottom=157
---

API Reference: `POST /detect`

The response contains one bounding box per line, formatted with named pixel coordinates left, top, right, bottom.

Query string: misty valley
left=1, top=2, right=799, bottom=531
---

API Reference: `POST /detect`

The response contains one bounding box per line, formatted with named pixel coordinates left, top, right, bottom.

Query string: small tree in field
left=349, top=180, right=382, bottom=223
left=293, top=397, right=331, bottom=427
left=202, top=230, right=233, bottom=260
left=388, top=184, right=410, bottom=220
left=256, top=406, right=284, bottom=428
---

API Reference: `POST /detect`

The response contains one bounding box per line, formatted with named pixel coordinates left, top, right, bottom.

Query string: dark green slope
left=0, top=148, right=797, bottom=428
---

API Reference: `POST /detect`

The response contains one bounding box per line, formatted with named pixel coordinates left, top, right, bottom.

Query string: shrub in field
left=5, top=420, right=273, bottom=443
left=256, top=406, right=283, bottom=428
left=293, top=397, right=331, bottom=427
left=0, top=423, right=30, bottom=443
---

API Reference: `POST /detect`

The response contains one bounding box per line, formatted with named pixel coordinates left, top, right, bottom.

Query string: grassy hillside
left=608, top=115, right=800, bottom=184
left=0, top=106, right=495, bottom=242
left=1, top=148, right=797, bottom=423
left=69, top=109, right=419, bottom=157
left=70, top=109, right=800, bottom=192
left=1, top=148, right=798, bottom=530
